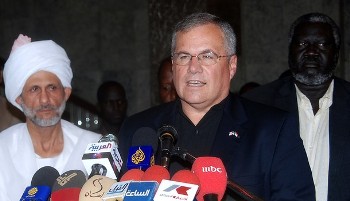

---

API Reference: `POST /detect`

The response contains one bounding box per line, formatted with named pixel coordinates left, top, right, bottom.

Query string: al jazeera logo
left=131, top=147, right=154, bottom=165
left=28, top=187, right=39, bottom=196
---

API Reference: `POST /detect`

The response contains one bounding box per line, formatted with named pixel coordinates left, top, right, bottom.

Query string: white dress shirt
left=295, top=80, right=333, bottom=201
left=0, top=120, right=101, bottom=201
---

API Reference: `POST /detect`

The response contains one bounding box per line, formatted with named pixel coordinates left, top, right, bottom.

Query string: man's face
left=289, top=22, right=338, bottom=86
left=16, top=71, right=71, bottom=127
left=100, top=86, right=127, bottom=125
left=159, top=61, right=177, bottom=103
left=172, top=23, right=237, bottom=111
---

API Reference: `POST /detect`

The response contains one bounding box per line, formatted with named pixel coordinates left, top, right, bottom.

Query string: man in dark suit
left=243, top=13, right=350, bottom=201
left=119, top=13, right=315, bottom=201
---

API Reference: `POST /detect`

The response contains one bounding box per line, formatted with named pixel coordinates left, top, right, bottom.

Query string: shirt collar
left=295, top=80, right=334, bottom=109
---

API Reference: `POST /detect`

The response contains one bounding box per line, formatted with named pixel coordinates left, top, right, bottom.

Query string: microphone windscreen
left=171, top=170, right=201, bottom=186
left=79, top=175, right=116, bottom=201
left=31, top=166, right=60, bottom=187
left=132, top=127, right=158, bottom=151
left=191, top=157, right=227, bottom=201
left=119, top=169, right=145, bottom=181
left=51, top=188, right=81, bottom=201
left=141, top=165, right=170, bottom=184
left=157, top=125, right=178, bottom=144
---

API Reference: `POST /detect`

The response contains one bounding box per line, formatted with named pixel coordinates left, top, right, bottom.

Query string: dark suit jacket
left=118, top=93, right=315, bottom=201
left=243, top=76, right=350, bottom=201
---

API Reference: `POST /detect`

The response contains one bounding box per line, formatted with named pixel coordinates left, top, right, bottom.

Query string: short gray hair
left=288, top=12, right=340, bottom=51
left=171, top=13, right=237, bottom=56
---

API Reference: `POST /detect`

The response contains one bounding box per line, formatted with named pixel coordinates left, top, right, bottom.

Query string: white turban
left=3, top=34, right=73, bottom=111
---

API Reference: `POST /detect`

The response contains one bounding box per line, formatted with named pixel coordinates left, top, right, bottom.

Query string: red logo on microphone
left=163, top=185, right=192, bottom=195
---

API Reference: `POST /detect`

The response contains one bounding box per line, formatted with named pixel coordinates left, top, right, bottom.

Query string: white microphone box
left=82, top=141, right=123, bottom=179
left=153, top=179, right=199, bottom=201
left=102, top=180, right=131, bottom=201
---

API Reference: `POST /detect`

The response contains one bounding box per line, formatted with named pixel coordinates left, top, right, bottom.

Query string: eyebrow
left=175, top=49, right=214, bottom=55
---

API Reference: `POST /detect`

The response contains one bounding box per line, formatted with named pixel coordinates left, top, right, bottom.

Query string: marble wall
left=0, top=0, right=348, bottom=117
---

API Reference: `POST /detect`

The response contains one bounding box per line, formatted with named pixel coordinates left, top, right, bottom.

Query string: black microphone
left=20, top=166, right=60, bottom=201
left=131, top=127, right=158, bottom=149
left=172, top=146, right=196, bottom=164
left=126, top=127, right=159, bottom=170
left=50, top=169, right=87, bottom=201
left=157, top=125, right=178, bottom=169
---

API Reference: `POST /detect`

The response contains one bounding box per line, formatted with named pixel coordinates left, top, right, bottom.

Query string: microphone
left=141, top=165, right=170, bottom=184
left=102, top=180, right=132, bottom=201
left=172, top=146, right=197, bottom=164
left=20, top=166, right=60, bottom=201
left=153, top=170, right=200, bottom=201
left=175, top=150, right=264, bottom=201
left=50, top=170, right=86, bottom=201
left=119, top=169, right=145, bottom=182
left=79, top=175, right=117, bottom=201
left=171, top=169, right=200, bottom=187
left=122, top=181, right=159, bottom=201
left=127, top=127, right=158, bottom=170
left=104, top=166, right=170, bottom=201
left=192, top=157, right=227, bottom=201
left=105, top=169, right=144, bottom=200
left=82, top=134, right=123, bottom=179
left=127, top=146, right=154, bottom=171
left=157, top=125, right=178, bottom=169
left=121, top=165, right=170, bottom=201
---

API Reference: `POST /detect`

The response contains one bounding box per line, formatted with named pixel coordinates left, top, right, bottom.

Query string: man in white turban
left=0, top=34, right=101, bottom=201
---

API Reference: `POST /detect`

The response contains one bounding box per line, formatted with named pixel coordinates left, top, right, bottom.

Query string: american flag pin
left=229, top=131, right=240, bottom=138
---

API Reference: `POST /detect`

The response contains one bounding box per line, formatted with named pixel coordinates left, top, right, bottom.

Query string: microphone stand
left=226, top=181, right=263, bottom=201
left=204, top=194, right=218, bottom=201
left=172, top=147, right=196, bottom=164
left=172, top=147, right=264, bottom=201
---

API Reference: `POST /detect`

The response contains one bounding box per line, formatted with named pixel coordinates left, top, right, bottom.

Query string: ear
left=15, top=96, right=23, bottom=105
left=228, top=55, right=238, bottom=80
left=64, top=87, right=72, bottom=101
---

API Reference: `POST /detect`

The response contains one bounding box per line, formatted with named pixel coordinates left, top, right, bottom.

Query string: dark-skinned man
left=244, top=13, right=350, bottom=201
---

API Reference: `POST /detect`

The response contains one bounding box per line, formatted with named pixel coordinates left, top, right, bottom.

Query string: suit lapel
left=274, top=77, right=299, bottom=114
left=328, top=78, right=350, bottom=197
left=211, top=95, right=248, bottom=156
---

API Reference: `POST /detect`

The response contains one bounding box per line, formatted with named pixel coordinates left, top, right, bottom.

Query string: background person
left=243, top=12, right=350, bottom=201
left=158, top=56, right=178, bottom=103
left=96, top=80, right=128, bottom=137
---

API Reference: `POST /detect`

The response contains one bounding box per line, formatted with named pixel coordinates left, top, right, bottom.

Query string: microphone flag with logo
left=192, top=157, right=227, bottom=201
left=20, top=166, right=60, bottom=201
left=153, top=169, right=200, bottom=201
left=82, top=134, right=123, bottom=179
left=50, top=169, right=86, bottom=201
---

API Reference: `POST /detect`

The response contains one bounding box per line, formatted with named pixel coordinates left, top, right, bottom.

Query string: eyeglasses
left=172, top=51, right=232, bottom=66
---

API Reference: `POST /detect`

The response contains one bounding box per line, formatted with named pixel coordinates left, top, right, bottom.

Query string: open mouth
left=187, top=80, right=206, bottom=86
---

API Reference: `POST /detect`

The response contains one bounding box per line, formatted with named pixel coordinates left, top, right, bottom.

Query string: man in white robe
left=0, top=34, right=101, bottom=200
